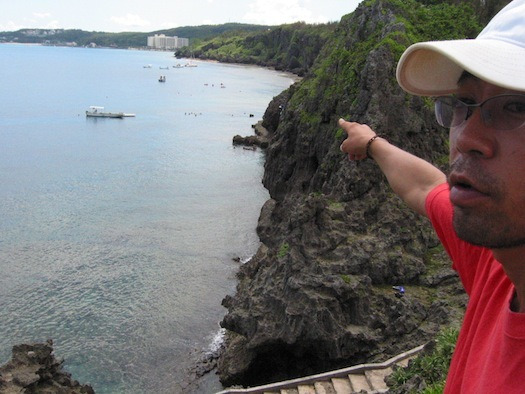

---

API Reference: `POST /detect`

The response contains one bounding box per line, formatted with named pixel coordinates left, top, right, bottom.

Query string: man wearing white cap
left=340, top=0, right=525, bottom=392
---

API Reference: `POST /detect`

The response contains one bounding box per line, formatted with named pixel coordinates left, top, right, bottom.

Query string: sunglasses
left=435, top=94, right=525, bottom=130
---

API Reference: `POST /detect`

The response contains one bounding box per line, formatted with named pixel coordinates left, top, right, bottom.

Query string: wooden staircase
left=216, top=345, right=424, bottom=394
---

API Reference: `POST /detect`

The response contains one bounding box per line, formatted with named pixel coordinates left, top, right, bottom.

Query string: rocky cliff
left=217, top=0, right=487, bottom=388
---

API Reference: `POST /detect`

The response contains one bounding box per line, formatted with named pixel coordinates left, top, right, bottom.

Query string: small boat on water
left=86, top=106, right=126, bottom=118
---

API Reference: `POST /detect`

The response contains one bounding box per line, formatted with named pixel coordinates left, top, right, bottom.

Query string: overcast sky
left=1, top=0, right=362, bottom=33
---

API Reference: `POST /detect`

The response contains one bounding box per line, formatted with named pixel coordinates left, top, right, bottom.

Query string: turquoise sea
left=0, top=44, right=294, bottom=393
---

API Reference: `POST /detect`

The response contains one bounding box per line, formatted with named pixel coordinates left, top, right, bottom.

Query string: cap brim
left=396, top=39, right=525, bottom=96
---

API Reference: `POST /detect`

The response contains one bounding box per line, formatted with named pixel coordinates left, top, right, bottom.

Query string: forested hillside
left=176, top=22, right=337, bottom=76
left=0, top=23, right=271, bottom=48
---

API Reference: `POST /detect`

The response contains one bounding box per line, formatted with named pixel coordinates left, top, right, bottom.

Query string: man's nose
left=451, top=108, right=496, bottom=159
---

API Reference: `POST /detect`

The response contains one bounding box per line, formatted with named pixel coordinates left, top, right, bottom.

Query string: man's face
left=448, top=76, right=525, bottom=249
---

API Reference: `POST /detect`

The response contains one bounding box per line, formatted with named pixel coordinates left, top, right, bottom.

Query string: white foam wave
left=207, top=328, right=226, bottom=355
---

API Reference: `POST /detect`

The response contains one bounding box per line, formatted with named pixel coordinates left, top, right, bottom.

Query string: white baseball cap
left=396, top=0, right=525, bottom=96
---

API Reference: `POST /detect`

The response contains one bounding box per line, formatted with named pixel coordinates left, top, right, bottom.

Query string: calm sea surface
left=0, top=44, right=294, bottom=393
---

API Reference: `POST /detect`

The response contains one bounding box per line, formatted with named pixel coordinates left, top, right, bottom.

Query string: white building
left=147, top=34, right=189, bottom=50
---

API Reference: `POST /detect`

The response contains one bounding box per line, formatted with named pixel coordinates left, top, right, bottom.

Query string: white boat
left=86, top=106, right=125, bottom=118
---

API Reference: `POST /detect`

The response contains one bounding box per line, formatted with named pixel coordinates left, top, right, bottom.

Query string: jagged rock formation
left=217, top=0, right=485, bottom=388
left=0, top=340, right=94, bottom=393
left=232, top=121, right=271, bottom=149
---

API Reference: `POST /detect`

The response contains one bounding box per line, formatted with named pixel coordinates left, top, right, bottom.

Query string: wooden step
left=314, top=381, right=337, bottom=394
left=297, top=385, right=316, bottom=394
left=331, top=377, right=352, bottom=394
left=364, top=367, right=393, bottom=392
left=348, top=373, right=371, bottom=392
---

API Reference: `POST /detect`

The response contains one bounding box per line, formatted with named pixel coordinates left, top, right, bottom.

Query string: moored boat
left=85, top=106, right=125, bottom=118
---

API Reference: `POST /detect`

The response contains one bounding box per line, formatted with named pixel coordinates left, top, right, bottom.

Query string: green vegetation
left=389, top=327, right=459, bottom=393
left=274, top=0, right=483, bottom=137
left=391, top=0, right=481, bottom=40
left=334, top=127, right=345, bottom=141
left=423, top=245, right=446, bottom=275
left=340, top=274, right=353, bottom=284
left=328, top=201, right=344, bottom=210
left=277, top=242, right=290, bottom=258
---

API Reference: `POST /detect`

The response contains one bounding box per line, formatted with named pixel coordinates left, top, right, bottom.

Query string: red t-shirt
left=426, top=183, right=525, bottom=393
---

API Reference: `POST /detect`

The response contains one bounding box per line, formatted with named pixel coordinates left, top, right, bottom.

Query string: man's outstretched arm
left=339, top=119, right=447, bottom=217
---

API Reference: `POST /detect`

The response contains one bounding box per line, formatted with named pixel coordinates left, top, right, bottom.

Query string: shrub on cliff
left=387, top=327, right=459, bottom=393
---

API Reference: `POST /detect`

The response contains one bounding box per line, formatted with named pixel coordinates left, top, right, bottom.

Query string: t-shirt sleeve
left=425, top=183, right=486, bottom=295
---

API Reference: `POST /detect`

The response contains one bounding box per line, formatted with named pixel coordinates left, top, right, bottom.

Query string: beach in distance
left=0, top=44, right=295, bottom=393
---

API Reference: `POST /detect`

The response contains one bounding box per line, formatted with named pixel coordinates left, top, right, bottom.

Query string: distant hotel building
left=147, top=34, right=189, bottom=50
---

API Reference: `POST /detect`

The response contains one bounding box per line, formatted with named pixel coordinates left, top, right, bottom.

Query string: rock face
left=218, top=0, right=476, bottom=388
left=0, top=340, right=94, bottom=393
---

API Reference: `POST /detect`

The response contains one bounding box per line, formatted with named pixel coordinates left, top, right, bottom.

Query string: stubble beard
left=453, top=207, right=525, bottom=249
left=449, top=159, right=525, bottom=249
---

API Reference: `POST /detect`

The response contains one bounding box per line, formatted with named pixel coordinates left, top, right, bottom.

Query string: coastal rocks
left=0, top=340, right=94, bottom=393
left=232, top=121, right=271, bottom=149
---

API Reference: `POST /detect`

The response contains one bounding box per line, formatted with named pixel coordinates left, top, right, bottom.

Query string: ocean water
left=0, top=44, right=294, bottom=393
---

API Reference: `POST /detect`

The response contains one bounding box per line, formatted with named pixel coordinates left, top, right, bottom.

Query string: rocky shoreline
left=232, top=121, right=271, bottom=149
left=0, top=340, right=94, bottom=393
